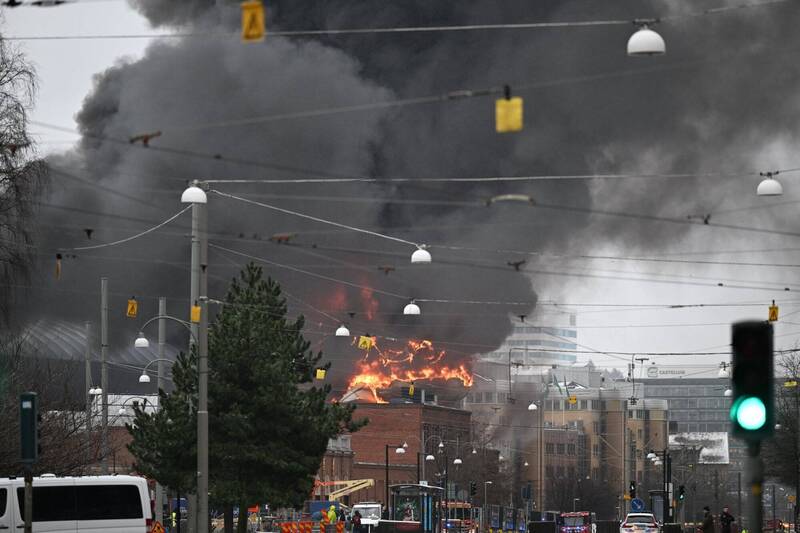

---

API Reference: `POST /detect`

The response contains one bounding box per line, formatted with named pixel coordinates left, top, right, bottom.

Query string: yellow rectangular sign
left=241, top=1, right=265, bottom=42
left=358, top=336, right=375, bottom=350
left=769, top=304, right=779, bottom=322
left=316, top=368, right=327, bottom=380
left=190, top=305, right=201, bottom=323
left=126, top=299, right=138, bottom=318
left=495, top=97, right=523, bottom=133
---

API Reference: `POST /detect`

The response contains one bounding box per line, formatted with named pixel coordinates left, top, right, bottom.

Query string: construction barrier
left=337, top=523, right=345, bottom=533
left=282, top=521, right=316, bottom=533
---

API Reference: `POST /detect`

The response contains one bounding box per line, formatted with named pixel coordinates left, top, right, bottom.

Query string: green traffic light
left=732, top=396, right=767, bottom=430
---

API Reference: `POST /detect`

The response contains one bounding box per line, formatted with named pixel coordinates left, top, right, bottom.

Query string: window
left=637, top=429, right=643, bottom=439
left=591, top=400, right=600, bottom=410
left=18, top=486, right=76, bottom=522
left=592, top=444, right=600, bottom=457
left=593, top=422, right=600, bottom=434
left=567, top=444, right=576, bottom=455
left=556, top=444, right=566, bottom=455
left=546, top=443, right=555, bottom=455
left=580, top=400, right=588, bottom=410
left=77, top=485, right=143, bottom=520
left=0, top=488, right=6, bottom=518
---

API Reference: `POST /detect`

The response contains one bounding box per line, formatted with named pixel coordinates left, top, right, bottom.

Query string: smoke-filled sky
left=5, top=0, right=800, bottom=384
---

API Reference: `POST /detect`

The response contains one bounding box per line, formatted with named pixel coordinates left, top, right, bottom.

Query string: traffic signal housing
left=730, top=321, right=774, bottom=441
left=20, top=392, right=38, bottom=463
left=678, top=485, right=686, bottom=500
left=629, top=481, right=636, bottom=499
left=469, top=481, right=477, bottom=496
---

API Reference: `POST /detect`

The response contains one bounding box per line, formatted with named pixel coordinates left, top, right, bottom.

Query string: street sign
left=358, top=336, right=375, bottom=350
left=623, top=494, right=631, bottom=501
left=495, top=97, right=523, bottom=133
left=126, top=298, right=138, bottom=318
left=568, top=395, right=577, bottom=405
left=151, top=521, right=165, bottom=533
left=631, top=498, right=645, bottom=512
left=789, top=495, right=796, bottom=504
left=769, top=303, right=779, bottom=322
left=241, top=1, right=265, bottom=42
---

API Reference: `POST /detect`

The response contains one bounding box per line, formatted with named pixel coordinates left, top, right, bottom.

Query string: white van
left=0, top=474, right=152, bottom=532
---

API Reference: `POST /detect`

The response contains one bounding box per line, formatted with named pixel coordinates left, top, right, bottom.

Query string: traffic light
left=730, top=321, right=774, bottom=440
left=469, top=481, right=477, bottom=496
left=20, top=392, right=38, bottom=463
left=678, top=485, right=686, bottom=500
left=629, top=481, right=636, bottom=499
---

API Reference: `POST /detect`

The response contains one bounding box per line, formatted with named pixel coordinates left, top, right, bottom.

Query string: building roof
left=669, top=432, right=729, bottom=464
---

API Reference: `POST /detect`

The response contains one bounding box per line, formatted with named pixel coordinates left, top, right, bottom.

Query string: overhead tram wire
left=3, top=0, right=788, bottom=40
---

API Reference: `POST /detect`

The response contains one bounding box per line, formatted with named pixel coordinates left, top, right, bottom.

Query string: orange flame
left=345, top=338, right=473, bottom=403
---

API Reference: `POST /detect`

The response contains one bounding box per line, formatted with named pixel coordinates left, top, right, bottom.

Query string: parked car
left=0, top=474, right=152, bottom=532
left=621, top=513, right=661, bottom=533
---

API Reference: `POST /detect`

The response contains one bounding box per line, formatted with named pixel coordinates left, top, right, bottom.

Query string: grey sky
left=3, top=0, right=799, bottom=376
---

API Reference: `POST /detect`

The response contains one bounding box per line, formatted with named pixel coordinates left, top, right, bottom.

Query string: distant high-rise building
left=480, top=311, right=579, bottom=366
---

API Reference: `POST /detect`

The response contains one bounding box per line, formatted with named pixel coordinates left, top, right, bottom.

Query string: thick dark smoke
left=17, top=0, right=800, bottom=395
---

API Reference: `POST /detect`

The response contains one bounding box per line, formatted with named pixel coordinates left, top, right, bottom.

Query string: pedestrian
left=720, top=506, right=735, bottom=533
left=353, top=510, right=362, bottom=533
left=701, top=506, right=716, bottom=533
left=328, top=505, right=338, bottom=525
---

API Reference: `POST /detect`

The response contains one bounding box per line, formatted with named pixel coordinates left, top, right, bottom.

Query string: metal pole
left=155, top=297, right=166, bottom=527
left=773, top=485, right=777, bottom=532
left=385, top=445, right=390, bottom=518
left=23, top=465, right=32, bottom=533
left=84, top=321, right=92, bottom=466
left=663, top=451, right=668, bottom=524
left=199, top=200, right=209, bottom=533
left=745, top=442, right=764, bottom=533
left=188, top=192, right=201, bottom=533
left=739, top=472, right=743, bottom=530
left=100, top=277, right=109, bottom=474
left=668, top=454, right=673, bottom=523
left=539, top=392, right=545, bottom=511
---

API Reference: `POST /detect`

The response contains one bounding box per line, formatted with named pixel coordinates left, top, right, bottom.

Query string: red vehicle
left=559, top=512, right=598, bottom=533
left=443, top=501, right=476, bottom=533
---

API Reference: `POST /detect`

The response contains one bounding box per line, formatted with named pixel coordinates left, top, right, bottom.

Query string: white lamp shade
left=335, top=325, right=350, bottom=337
left=718, top=366, right=730, bottom=378
left=135, top=333, right=150, bottom=349
left=411, top=248, right=432, bottom=264
left=118, top=408, right=126, bottom=415
left=775, top=423, right=782, bottom=430
left=527, top=402, right=538, bottom=411
left=472, top=448, right=477, bottom=454
left=524, top=461, right=529, bottom=467
left=89, top=387, right=102, bottom=395
left=181, top=185, right=208, bottom=204
left=647, top=452, right=656, bottom=460
left=724, top=388, right=733, bottom=397
left=757, top=178, right=783, bottom=196
left=498, top=455, right=504, bottom=461
left=395, top=447, right=406, bottom=454
left=426, top=454, right=435, bottom=461
left=139, top=373, right=151, bottom=384
left=404, top=302, right=421, bottom=315
left=627, top=27, right=666, bottom=56
left=453, top=458, right=463, bottom=465
left=402, top=441, right=409, bottom=448
left=438, top=441, right=445, bottom=448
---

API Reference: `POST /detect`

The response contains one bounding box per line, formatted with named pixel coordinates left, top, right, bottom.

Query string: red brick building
left=343, top=402, right=472, bottom=506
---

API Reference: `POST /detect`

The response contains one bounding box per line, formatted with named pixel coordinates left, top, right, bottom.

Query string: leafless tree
left=763, top=351, right=800, bottom=528
left=0, top=36, right=47, bottom=320
left=0, top=334, right=101, bottom=475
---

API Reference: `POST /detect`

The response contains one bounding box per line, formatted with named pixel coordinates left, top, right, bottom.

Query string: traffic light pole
left=745, top=442, right=764, bottom=533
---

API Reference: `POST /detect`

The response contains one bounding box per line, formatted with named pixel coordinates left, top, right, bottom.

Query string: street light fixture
left=89, top=386, right=102, bottom=395
left=138, top=372, right=151, bottom=384
left=404, top=301, right=421, bottom=315
left=647, top=451, right=657, bottom=460
left=757, top=172, right=783, bottom=196
left=724, top=388, right=733, bottom=397
left=335, top=325, right=350, bottom=337
left=524, top=461, right=529, bottom=467
left=528, top=402, right=538, bottom=411
left=134, top=332, right=149, bottom=349
left=426, top=454, right=435, bottom=461
left=453, top=458, right=463, bottom=465
left=718, top=362, right=731, bottom=378
left=411, top=246, right=432, bottom=264
left=385, top=444, right=407, bottom=518
left=627, top=22, right=666, bottom=56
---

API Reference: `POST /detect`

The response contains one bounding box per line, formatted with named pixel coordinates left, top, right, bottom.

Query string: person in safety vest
left=328, top=506, right=337, bottom=524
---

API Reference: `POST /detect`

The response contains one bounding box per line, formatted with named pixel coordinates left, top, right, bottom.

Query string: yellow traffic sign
left=126, top=298, right=138, bottom=318
left=316, top=368, right=327, bottom=380
left=623, top=494, right=631, bottom=501
left=568, top=395, right=577, bottom=405
left=358, top=336, right=375, bottom=350
left=151, top=521, right=165, bottom=533
left=190, top=305, right=201, bottom=323
left=241, top=1, right=265, bottom=42
left=784, top=380, right=798, bottom=388
left=495, top=97, right=523, bottom=133
left=788, top=495, right=796, bottom=503
left=769, top=303, right=779, bottom=322
left=408, top=383, right=415, bottom=397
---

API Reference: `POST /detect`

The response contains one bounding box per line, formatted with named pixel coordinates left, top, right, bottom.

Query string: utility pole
left=84, top=321, right=92, bottom=466
left=155, top=297, right=166, bottom=526
left=738, top=472, right=743, bottom=529
left=100, top=277, right=109, bottom=474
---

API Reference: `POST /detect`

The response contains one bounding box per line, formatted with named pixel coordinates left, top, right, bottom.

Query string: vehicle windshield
left=563, top=517, right=588, bottom=526
left=626, top=516, right=656, bottom=524
left=356, top=506, right=382, bottom=520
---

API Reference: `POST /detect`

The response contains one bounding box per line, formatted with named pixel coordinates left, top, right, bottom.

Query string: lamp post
left=385, top=443, right=406, bottom=518
left=573, top=498, right=580, bottom=512
left=181, top=182, right=208, bottom=531
left=484, top=481, right=493, bottom=533
left=648, top=449, right=672, bottom=523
